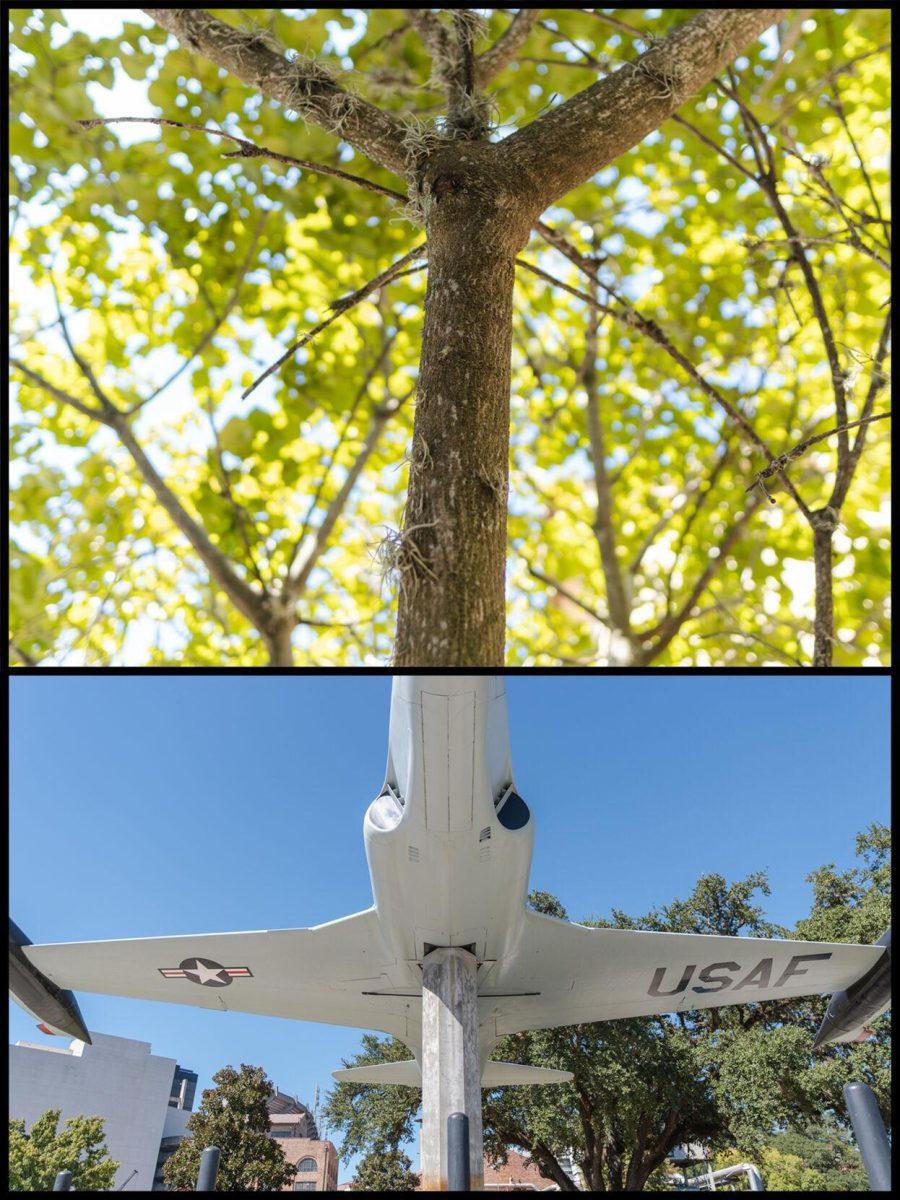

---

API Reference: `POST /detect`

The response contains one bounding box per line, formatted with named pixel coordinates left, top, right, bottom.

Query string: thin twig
left=524, top=563, right=610, bottom=628
left=746, top=411, right=892, bottom=496
left=129, top=209, right=269, bottom=415
left=243, top=242, right=426, bottom=400
left=76, top=117, right=407, bottom=203
left=49, top=275, right=117, bottom=414
left=516, top=253, right=811, bottom=519
left=284, top=322, right=399, bottom=579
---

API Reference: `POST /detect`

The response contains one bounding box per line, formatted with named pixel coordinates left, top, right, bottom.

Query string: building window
left=297, top=1157, right=317, bottom=1173
left=293, top=1183, right=316, bottom=1192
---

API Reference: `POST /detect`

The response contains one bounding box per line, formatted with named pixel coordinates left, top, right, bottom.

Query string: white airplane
left=10, top=675, right=890, bottom=1084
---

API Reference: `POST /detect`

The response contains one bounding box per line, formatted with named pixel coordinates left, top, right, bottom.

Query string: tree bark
left=498, top=8, right=785, bottom=210
left=811, top=507, right=838, bottom=668
left=393, top=144, right=531, bottom=666
left=263, top=621, right=295, bottom=666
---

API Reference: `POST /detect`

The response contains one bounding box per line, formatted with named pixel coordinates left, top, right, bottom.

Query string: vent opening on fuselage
left=494, top=784, right=531, bottom=830
left=381, top=782, right=404, bottom=806
left=423, top=943, right=477, bottom=958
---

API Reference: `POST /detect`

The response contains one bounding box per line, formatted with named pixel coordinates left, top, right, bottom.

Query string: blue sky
left=9, top=673, right=890, bottom=1180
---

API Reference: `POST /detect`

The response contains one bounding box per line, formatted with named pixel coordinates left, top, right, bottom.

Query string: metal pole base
left=420, top=947, right=484, bottom=1190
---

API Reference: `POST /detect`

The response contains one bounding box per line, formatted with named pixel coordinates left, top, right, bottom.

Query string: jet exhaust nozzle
left=813, top=927, right=891, bottom=1049
left=9, top=918, right=92, bottom=1044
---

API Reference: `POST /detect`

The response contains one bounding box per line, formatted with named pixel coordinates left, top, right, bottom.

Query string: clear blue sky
left=9, top=673, right=890, bottom=1180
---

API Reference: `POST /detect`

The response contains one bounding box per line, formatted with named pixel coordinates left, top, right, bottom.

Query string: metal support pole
left=447, top=1113, right=471, bottom=1191
left=52, top=1170, right=73, bottom=1191
left=746, top=1163, right=764, bottom=1191
left=196, top=1145, right=221, bottom=1192
left=844, top=1081, right=891, bottom=1191
left=421, top=947, right=484, bottom=1190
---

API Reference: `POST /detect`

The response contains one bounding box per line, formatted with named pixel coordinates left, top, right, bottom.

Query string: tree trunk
left=811, top=507, right=838, bottom=667
left=393, top=144, right=532, bottom=666
left=264, top=622, right=295, bottom=666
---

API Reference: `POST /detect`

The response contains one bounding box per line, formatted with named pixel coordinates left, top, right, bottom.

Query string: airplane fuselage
left=364, top=677, right=534, bottom=977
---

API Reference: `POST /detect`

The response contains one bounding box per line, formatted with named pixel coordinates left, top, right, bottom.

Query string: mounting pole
left=844, top=1081, right=891, bottom=1191
left=421, top=947, right=483, bottom=1190
left=196, top=1145, right=221, bottom=1191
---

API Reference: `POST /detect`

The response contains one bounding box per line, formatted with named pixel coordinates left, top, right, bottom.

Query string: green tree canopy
left=710, top=1118, right=869, bottom=1191
left=162, top=1063, right=295, bottom=1192
left=8, top=1108, right=120, bottom=1192
left=323, top=825, right=890, bottom=1191
left=8, top=9, right=891, bottom=666
left=350, top=1145, right=421, bottom=1191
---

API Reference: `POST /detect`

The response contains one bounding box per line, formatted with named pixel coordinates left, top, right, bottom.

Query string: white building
left=9, top=1031, right=194, bottom=1191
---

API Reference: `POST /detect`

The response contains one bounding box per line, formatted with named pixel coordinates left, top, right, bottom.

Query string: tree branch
left=582, top=275, right=631, bottom=637
left=748, top=411, right=892, bottom=501
left=12, top=360, right=268, bottom=634
left=285, top=390, right=412, bottom=601
left=244, top=242, right=426, bottom=399
left=516, top=252, right=811, bottom=518
left=50, top=276, right=118, bottom=414
left=524, top=562, right=610, bottom=628
left=498, top=8, right=784, bottom=211
left=831, top=311, right=892, bottom=509
left=78, top=116, right=407, bottom=203
left=638, top=497, right=761, bottom=662
left=284, top=321, right=399, bottom=580
left=475, top=10, right=541, bottom=85
left=11, top=359, right=105, bottom=421
left=723, top=79, right=852, bottom=473
left=130, top=208, right=269, bottom=414
left=143, top=9, right=410, bottom=176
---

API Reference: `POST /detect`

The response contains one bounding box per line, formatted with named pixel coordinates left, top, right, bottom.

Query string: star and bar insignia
left=159, top=958, right=253, bottom=987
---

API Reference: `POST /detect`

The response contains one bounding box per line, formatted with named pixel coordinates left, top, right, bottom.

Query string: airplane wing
left=332, top=1060, right=573, bottom=1087
left=480, top=911, right=886, bottom=1037
left=15, top=909, right=420, bottom=1046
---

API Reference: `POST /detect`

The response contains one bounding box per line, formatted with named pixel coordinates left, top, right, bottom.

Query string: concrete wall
left=9, top=1032, right=178, bottom=1191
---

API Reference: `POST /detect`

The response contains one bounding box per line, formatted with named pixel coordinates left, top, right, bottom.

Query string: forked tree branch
left=831, top=310, right=892, bottom=510
left=143, top=9, right=410, bottom=176
left=12, top=360, right=268, bottom=633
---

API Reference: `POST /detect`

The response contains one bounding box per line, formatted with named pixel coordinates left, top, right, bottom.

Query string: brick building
left=267, top=1089, right=337, bottom=1191
left=482, top=1149, right=561, bottom=1191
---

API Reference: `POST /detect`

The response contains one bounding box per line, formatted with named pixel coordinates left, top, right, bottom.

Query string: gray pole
left=844, top=1081, right=891, bottom=1191
left=52, top=1170, right=73, bottom=1191
left=197, top=1146, right=221, bottom=1192
left=447, top=1113, right=471, bottom=1191
left=420, top=947, right=484, bottom=1190
left=746, top=1164, right=764, bottom=1191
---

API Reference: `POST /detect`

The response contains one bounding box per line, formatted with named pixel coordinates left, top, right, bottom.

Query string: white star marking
left=185, top=960, right=227, bottom=985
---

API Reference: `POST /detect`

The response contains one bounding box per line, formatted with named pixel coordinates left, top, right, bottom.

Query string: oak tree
left=323, top=825, right=890, bottom=1191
